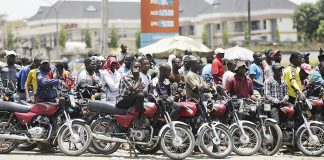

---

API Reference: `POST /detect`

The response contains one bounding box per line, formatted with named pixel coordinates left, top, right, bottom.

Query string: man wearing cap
left=0, top=51, right=21, bottom=91
left=35, top=58, right=68, bottom=102
left=263, top=49, right=282, bottom=80
left=212, top=48, right=225, bottom=84
left=264, top=64, right=288, bottom=123
left=249, top=52, right=264, bottom=95
left=225, top=61, right=254, bottom=99
left=117, top=44, right=128, bottom=65
left=300, top=63, right=313, bottom=91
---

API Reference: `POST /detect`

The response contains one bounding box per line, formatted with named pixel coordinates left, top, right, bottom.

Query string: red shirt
left=225, top=74, right=254, bottom=98
left=212, top=56, right=224, bottom=83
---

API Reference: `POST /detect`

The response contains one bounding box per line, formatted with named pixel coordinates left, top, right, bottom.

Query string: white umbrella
left=224, top=46, right=254, bottom=61
left=139, top=36, right=211, bottom=58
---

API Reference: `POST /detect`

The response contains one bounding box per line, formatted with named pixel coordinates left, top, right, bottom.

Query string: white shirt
left=140, top=72, right=151, bottom=91
left=222, top=71, right=235, bottom=88
left=100, top=70, right=121, bottom=103
left=263, top=60, right=273, bottom=80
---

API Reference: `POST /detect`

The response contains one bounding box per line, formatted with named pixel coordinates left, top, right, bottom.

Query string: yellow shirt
left=283, top=65, right=302, bottom=98
left=25, top=69, right=37, bottom=93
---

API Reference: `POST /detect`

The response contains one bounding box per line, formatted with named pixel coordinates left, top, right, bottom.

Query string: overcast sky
left=0, top=0, right=319, bottom=21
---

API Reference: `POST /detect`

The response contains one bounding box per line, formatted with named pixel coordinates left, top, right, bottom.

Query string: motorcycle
left=279, top=92, right=324, bottom=156
left=87, top=93, right=195, bottom=160
left=308, top=86, right=324, bottom=122
left=0, top=89, right=92, bottom=156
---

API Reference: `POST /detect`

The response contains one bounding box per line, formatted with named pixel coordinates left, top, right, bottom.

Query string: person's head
left=207, top=56, right=213, bottom=64
left=300, top=63, right=312, bottom=81
left=272, top=63, right=284, bottom=79
left=88, top=50, right=98, bottom=57
left=189, top=56, right=200, bottom=72
left=40, top=57, right=50, bottom=73
left=184, top=49, right=192, bottom=56
left=96, top=56, right=105, bottom=70
left=302, top=53, right=310, bottom=64
left=102, top=57, right=120, bottom=73
left=172, top=58, right=182, bottom=70
left=33, top=54, right=44, bottom=69
left=62, top=57, right=69, bottom=70
left=319, top=61, right=324, bottom=76
left=120, top=44, right=127, bottom=54
left=159, top=63, right=172, bottom=80
left=227, top=60, right=236, bottom=72
left=84, top=57, right=97, bottom=73
left=139, top=57, right=150, bottom=73
left=5, top=51, right=17, bottom=65
left=131, top=60, right=141, bottom=77
left=124, top=53, right=135, bottom=69
left=183, top=55, right=192, bottom=70
left=271, top=50, right=282, bottom=63
left=264, top=49, right=273, bottom=61
left=234, top=61, right=248, bottom=76
left=214, top=48, right=225, bottom=59
left=289, top=52, right=303, bottom=67
left=55, top=62, right=65, bottom=75
left=20, top=57, right=31, bottom=66
left=253, top=52, right=263, bottom=64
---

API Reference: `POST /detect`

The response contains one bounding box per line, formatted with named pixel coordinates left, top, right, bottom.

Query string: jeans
left=116, top=92, right=145, bottom=113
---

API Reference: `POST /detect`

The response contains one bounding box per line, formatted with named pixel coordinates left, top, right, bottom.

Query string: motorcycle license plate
left=264, top=104, right=271, bottom=112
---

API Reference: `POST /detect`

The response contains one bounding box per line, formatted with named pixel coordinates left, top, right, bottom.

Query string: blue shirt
left=35, top=67, right=60, bottom=101
left=249, top=63, right=264, bottom=90
left=117, top=66, right=130, bottom=75
left=310, top=70, right=324, bottom=86
left=16, top=65, right=31, bottom=90
left=201, top=64, right=212, bottom=80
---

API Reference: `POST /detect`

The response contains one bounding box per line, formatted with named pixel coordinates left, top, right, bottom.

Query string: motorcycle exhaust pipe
left=92, top=133, right=128, bottom=143
left=0, top=134, right=29, bottom=141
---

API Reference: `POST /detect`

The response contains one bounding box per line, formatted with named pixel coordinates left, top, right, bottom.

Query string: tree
left=6, top=24, right=14, bottom=50
left=222, top=22, right=229, bottom=45
left=317, top=0, right=324, bottom=20
left=316, top=20, right=324, bottom=42
left=85, top=29, right=92, bottom=48
left=202, top=25, right=208, bottom=46
left=59, top=25, right=67, bottom=48
left=135, top=31, right=141, bottom=49
left=110, top=25, right=118, bottom=48
left=293, top=3, right=319, bottom=41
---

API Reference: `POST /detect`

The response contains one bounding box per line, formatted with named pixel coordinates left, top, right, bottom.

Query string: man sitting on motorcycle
left=264, top=64, right=288, bottom=123
left=116, top=60, right=145, bottom=113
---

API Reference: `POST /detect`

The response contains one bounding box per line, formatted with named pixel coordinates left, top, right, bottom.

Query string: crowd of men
left=0, top=45, right=323, bottom=123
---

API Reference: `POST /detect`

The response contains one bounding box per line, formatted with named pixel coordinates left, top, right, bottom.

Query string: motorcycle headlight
left=12, top=93, right=20, bottom=102
left=100, top=93, right=107, bottom=101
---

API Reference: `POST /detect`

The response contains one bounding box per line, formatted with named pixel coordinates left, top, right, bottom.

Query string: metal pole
left=247, top=0, right=251, bottom=46
left=101, top=0, right=108, bottom=56
left=55, top=7, right=59, bottom=60
left=210, top=23, right=213, bottom=49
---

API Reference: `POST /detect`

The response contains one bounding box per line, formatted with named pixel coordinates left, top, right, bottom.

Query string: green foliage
left=293, top=3, right=319, bottom=41
left=275, top=24, right=280, bottom=42
left=59, top=25, right=67, bottom=48
left=135, top=31, right=141, bottom=49
left=85, top=28, right=92, bottom=48
left=110, top=26, right=118, bottom=48
left=317, top=0, right=324, bottom=19
left=222, top=22, right=229, bottom=45
left=316, top=20, right=324, bottom=42
left=202, top=24, right=208, bottom=46
left=6, top=24, right=14, bottom=50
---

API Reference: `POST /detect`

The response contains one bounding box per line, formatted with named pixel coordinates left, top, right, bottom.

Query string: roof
left=28, top=0, right=297, bottom=21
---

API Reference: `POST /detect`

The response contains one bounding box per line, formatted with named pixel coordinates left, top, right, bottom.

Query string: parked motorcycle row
left=0, top=81, right=323, bottom=159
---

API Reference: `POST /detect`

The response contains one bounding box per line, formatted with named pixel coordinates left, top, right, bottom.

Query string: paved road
left=1, top=149, right=323, bottom=160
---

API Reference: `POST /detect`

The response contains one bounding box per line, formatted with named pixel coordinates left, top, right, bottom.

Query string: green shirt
left=185, top=71, right=209, bottom=99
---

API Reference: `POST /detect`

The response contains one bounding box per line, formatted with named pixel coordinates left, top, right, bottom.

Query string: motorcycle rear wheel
left=296, top=123, right=324, bottom=156
left=259, top=121, right=283, bottom=156
left=0, top=122, right=19, bottom=154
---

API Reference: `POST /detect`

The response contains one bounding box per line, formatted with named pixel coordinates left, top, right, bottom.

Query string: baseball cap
left=271, top=63, right=284, bottom=70
left=5, top=50, right=17, bottom=57
left=214, top=48, right=225, bottom=55
left=234, top=61, right=248, bottom=71
left=301, top=63, right=312, bottom=74
left=40, top=56, right=49, bottom=64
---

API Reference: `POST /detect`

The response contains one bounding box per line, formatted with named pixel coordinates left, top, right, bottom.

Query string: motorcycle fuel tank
left=30, top=103, right=59, bottom=116
left=178, top=102, right=197, bottom=117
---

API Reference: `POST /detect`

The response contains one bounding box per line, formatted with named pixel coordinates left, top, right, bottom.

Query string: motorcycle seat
left=0, top=101, right=31, bottom=113
left=87, top=100, right=128, bottom=115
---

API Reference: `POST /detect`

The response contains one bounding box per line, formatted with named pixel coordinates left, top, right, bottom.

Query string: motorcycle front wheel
left=259, top=121, right=283, bottom=156
left=199, top=124, right=233, bottom=158
left=230, top=123, right=261, bottom=156
left=160, top=124, right=195, bottom=160
left=58, top=121, right=92, bottom=156
left=296, top=123, right=324, bottom=156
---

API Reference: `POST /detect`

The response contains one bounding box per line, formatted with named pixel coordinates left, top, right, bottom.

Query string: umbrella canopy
left=224, top=46, right=254, bottom=61
left=139, top=36, right=212, bottom=58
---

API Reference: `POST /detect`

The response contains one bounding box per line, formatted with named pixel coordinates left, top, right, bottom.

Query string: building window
left=188, top=25, right=194, bottom=35
left=216, top=23, right=221, bottom=31
left=251, top=21, right=260, bottom=31
left=179, top=25, right=194, bottom=36
left=235, top=22, right=245, bottom=32
left=263, top=20, right=266, bottom=30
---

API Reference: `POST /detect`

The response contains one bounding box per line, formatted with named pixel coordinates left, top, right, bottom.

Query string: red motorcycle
left=0, top=90, right=92, bottom=156
left=88, top=94, right=195, bottom=160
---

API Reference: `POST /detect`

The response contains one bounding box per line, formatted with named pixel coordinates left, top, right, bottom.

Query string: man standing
left=212, top=48, right=225, bottom=84
left=249, top=52, right=264, bottom=95
left=169, top=58, right=184, bottom=83
left=310, top=61, right=324, bottom=86
left=225, top=61, right=254, bottom=99
left=0, top=51, right=21, bottom=91
left=201, top=56, right=213, bottom=81
left=222, top=60, right=235, bottom=88
left=283, top=53, right=303, bottom=103
left=117, top=44, right=128, bottom=65
left=139, top=57, right=151, bottom=91
left=118, top=53, right=135, bottom=75
left=185, top=57, right=212, bottom=100
left=264, top=64, right=288, bottom=123
left=302, top=53, right=310, bottom=64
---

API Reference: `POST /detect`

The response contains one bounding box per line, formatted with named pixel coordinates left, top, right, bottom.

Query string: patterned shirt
left=264, top=77, right=288, bottom=104
left=116, top=71, right=145, bottom=104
